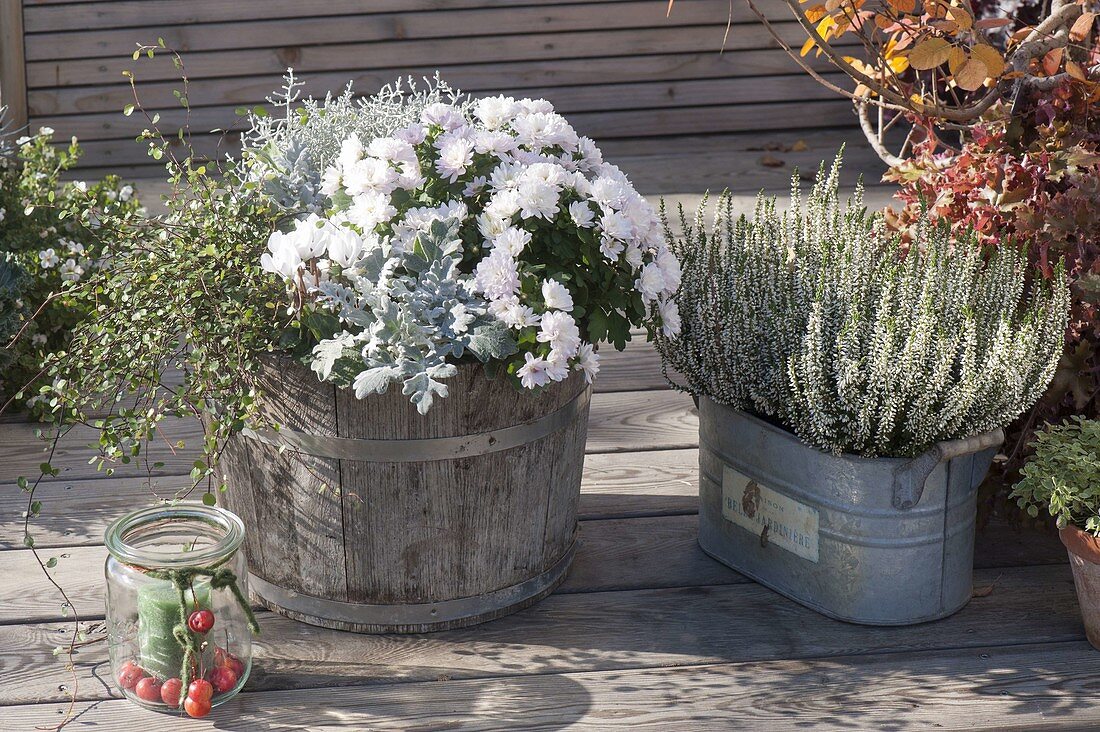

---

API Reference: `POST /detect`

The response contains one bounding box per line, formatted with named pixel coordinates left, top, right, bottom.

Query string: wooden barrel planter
left=218, top=355, right=591, bottom=633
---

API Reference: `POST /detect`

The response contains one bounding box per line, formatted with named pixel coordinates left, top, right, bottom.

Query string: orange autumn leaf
left=801, top=36, right=817, bottom=56
left=1042, top=48, right=1064, bottom=76
left=805, top=4, right=828, bottom=22
left=908, top=37, right=953, bottom=69
left=887, top=0, right=917, bottom=13
left=954, top=57, right=989, bottom=90
left=970, top=43, right=1006, bottom=77
left=947, top=46, right=968, bottom=75
left=1070, top=11, right=1096, bottom=42
left=1066, top=60, right=1089, bottom=81
left=975, top=17, right=1013, bottom=30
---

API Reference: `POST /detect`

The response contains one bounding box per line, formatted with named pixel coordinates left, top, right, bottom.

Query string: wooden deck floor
left=2, top=140, right=1098, bottom=730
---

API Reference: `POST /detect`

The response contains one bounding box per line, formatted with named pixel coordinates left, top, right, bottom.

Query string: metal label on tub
left=721, top=466, right=820, bottom=563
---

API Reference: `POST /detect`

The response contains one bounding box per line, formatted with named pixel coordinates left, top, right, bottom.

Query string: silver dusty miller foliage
left=241, top=70, right=465, bottom=212
left=309, top=216, right=516, bottom=414
left=655, top=155, right=1070, bottom=458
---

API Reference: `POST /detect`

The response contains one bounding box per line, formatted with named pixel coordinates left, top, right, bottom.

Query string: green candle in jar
left=136, top=579, right=211, bottom=681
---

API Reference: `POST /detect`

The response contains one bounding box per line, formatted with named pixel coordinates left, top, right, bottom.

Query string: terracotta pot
left=1060, top=525, right=1100, bottom=650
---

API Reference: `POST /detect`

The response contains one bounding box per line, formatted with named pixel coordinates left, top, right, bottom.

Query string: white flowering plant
left=656, top=155, right=1070, bottom=458
left=0, top=124, right=140, bottom=413
left=259, top=88, right=681, bottom=411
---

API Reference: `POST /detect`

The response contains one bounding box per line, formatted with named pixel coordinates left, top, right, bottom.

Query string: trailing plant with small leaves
left=655, top=154, right=1070, bottom=458
left=1011, top=417, right=1100, bottom=535
left=0, top=125, right=140, bottom=413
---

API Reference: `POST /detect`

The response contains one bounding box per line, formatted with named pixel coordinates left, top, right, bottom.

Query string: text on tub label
left=721, top=466, right=820, bottom=563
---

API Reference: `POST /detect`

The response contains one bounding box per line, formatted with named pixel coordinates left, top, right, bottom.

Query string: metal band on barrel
left=238, top=386, right=591, bottom=462
left=248, top=544, right=575, bottom=627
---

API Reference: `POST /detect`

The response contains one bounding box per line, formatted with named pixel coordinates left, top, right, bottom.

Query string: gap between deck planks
left=4, top=640, right=1099, bottom=730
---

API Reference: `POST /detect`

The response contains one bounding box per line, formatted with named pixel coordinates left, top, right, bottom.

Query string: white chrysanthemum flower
left=569, top=201, right=595, bottom=228
left=656, top=249, right=682, bottom=293
left=517, top=352, right=552, bottom=389
left=474, top=129, right=516, bottom=158
left=489, top=161, right=525, bottom=192
left=477, top=212, right=511, bottom=241
left=490, top=296, right=541, bottom=329
left=38, top=248, right=59, bottom=268
left=599, top=236, right=625, bottom=262
left=119, top=184, right=134, bottom=202
left=421, top=102, right=466, bottom=131
left=599, top=210, right=634, bottom=241
left=393, top=123, right=428, bottom=145
left=463, top=176, right=489, bottom=198
left=474, top=248, right=521, bottom=300
left=624, top=243, right=644, bottom=270
left=474, top=96, right=519, bottom=130
left=367, top=137, right=416, bottom=165
left=435, top=137, right=475, bottom=183
left=344, top=157, right=399, bottom=196
left=542, top=279, right=574, bottom=311
left=39, top=126, right=54, bottom=136
left=524, top=162, right=568, bottom=188
left=545, top=350, right=571, bottom=382
left=516, top=179, right=559, bottom=220
left=576, top=137, right=603, bottom=169
left=493, top=227, right=532, bottom=257
left=485, top=189, right=521, bottom=220
left=575, top=342, right=600, bottom=383
left=337, top=135, right=364, bottom=172
left=320, top=166, right=342, bottom=196
left=589, top=177, right=627, bottom=209
left=347, top=191, right=397, bottom=231
left=636, top=262, right=665, bottom=303
left=538, top=310, right=581, bottom=358
left=261, top=232, right=304, bottom=280
left=517, top=98, right=555, bottom=114
left=658, top=298, right=681, bottom=338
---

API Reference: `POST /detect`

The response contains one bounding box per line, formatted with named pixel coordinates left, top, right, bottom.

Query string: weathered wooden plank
left=0, top=2, right=27, bottom=130
left=30, top=72, right=844, bottom=144
left=0, top=513, right=746, bottom=624
left=0, top=565, right=1083, bottom=706
left=22, top=0, right=652, bottom=32
left=26, top=22, right=816, bottom=90
left=0, top=512, right=1065, bottom=623
left=21, top=0, right=767, bottom=62
left=51, top=99, right=860, bottom=171
left=4, top=640, right=1100, bottom=730
left=0, top=390, right=699, bottom=482
left=0, top=447, right=701, bottom=548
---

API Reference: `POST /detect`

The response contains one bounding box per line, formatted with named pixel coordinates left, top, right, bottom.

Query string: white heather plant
left=260, top=89, right=681, bottom=412
left=655, top=155, right=1069, bottom=458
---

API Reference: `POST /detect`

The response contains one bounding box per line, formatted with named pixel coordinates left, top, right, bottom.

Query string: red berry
left=187, top=609, right=215, bottom=634
left=116, top=660, right=144, bottom=690
left=160, top=677, right=183, bottom=708
left=207, top=665, right=238, bottom=694
left=183, top=696, right=211, bottom=718
left=213, top=647, right=228, bottom=667
left=223, top=654, right=246, bottom=679
left=187, top=678, right=214, bottom=704
left=134, top=676, right=162, bottom=703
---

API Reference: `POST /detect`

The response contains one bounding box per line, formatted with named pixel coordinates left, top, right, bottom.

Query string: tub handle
left=891, top=429, right=1004, bottom=510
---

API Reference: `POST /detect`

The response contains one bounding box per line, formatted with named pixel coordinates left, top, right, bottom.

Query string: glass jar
left=104, top=504, right=255, bottom=713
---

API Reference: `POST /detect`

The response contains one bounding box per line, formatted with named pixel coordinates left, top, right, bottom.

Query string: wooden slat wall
left=20, top=0, right=855, bottom=174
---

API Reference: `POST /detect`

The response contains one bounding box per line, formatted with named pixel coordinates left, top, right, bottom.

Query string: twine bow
left=143, top=566, right=260, bottom=705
